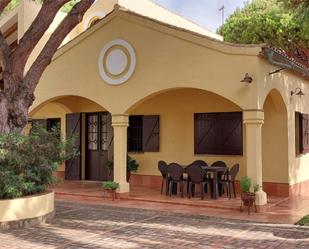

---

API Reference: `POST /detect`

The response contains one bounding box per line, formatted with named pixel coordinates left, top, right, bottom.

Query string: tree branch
left=24, top=0, right=95, bottom=93
left=11, top=0, right=71, bottom=76
left=0, top=32, right=10, bottom=69
left=0, top=0, right=11, bottom=15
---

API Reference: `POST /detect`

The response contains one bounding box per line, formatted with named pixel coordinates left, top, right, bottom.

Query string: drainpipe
left=263, top=47, right=309, bottom=78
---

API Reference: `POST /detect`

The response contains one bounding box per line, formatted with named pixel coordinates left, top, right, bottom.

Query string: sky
left=152, top=0, right=248, bottom=32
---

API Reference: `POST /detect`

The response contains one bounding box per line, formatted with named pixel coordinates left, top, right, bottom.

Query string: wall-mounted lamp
left=291, top=87, right=305, bottom=96
left=240, top=73, right=253, bottom=83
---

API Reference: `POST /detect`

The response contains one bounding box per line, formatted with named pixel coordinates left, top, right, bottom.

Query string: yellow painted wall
left=258, top=59, right=309, bottom=186
left=28, top=9, right=309, bottom=187
left=31, top=12, right=261, bottom=115
left=262, top=90, right=289, bottom=183
left=129, top=88, right=246, bottom=178
left=0, top=191, right=54, bottom=222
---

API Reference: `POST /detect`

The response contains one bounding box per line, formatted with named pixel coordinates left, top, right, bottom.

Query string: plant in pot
left=240, top=176, right=260, bottom=214
left=102, top=181, right=119, bottom=201
left=106, top=155, right=139, bottom=182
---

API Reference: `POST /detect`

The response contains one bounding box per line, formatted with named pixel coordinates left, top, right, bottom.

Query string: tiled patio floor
left=2, top=200, right=309, bottom=248
left=53, top=181, right=309, bottom=224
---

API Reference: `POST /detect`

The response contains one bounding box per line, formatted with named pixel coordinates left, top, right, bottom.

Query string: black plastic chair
left=219, top=163, right=239, bottom=199
left=186, top=160, right=209, bottom=196
left=190, top=160, right=208, bottom=167
left=210, top=161, right=227, bottom=196
left=186, top=164, right=211, bottom=200
left=158, top=161, right=169, bottom=195
left=167, top=163, right=185, bottom=197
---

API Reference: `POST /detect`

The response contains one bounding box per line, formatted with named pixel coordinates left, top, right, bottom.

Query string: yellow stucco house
left=1, top=0, right=309, bottom=206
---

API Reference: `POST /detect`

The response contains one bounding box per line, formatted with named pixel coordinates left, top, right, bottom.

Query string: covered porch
left=113, top=87, right=289, bottom=206
left=30, top=87, right=290, bottom=207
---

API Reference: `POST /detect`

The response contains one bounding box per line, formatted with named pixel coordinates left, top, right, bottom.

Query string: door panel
left=86, top=113, right=109, bottom=181
left=65, top=113, right=81, bottom=180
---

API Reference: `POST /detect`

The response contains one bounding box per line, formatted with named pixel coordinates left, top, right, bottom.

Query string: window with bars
left=101, top=113, right=108, bottom=151
left=87, top=114, right=99, bottom=151
left=194, top=112, right=243, bottom=155
left=87, top=113, right=109, bottom=151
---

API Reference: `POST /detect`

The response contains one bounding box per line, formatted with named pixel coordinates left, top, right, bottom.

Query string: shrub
left=296, top=215, right=309, bottom=226
left=0, top=125, right=77, bottom=199
left=240, top=176, right=251, bottom=193
left=106, top=155, right=139, bottom=174
left=253, top=183, right=261, bottom=193
left=240, top=176, right=261, bottom=193
left=102, top=181, right=119, bottom=190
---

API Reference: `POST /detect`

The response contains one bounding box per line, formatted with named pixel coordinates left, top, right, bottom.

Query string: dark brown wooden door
left=65, top=113, right=81, bottom=180
left=86, top=113, right=110, bottom=181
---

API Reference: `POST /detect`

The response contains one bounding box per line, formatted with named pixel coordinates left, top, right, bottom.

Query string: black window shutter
left=194, top=112, right=243, bottom=155
left=128, top=116, right=143, bottom=152
left=301, top=114, right=309, bottom=154
left=194, top=113, right=215, bottom=154
left=65, top=113, right=81, bottom=180
left=106, top=113, right=114, bottom=161
left=143, top=115, right=160, bottom=152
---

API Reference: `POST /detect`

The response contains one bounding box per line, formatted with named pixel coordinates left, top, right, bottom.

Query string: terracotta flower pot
left=127, top=170, right=131, bottom=182
left=241, top=192, right=256, bottom=206
left=104, top=189, right=117, bottom=201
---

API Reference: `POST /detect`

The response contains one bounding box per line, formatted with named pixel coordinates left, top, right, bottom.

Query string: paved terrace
left=1, top=200, right=309, bottom=249
left=54, top=181, right=309, bottom=224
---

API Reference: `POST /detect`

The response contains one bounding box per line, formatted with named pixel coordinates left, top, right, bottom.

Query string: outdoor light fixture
left=291, top=87, right=305, bottom=96
left=240, top=73, right=253, bottom=83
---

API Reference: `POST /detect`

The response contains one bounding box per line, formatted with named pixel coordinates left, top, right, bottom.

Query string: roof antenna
left=219, top=5, right=225, bottom=35
left=219, top=5, right=225, bottom=27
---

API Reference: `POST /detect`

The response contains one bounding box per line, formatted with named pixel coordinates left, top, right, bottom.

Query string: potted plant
left=106, top=155, right=139, bottom=182
left=240, top=176, right=260, bottom=214
left=102, top=181, right=119, bottom=201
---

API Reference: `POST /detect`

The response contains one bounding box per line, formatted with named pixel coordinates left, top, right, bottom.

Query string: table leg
left=172, top=182, right=177, bottom=195
left=213, top=171, right=218, bottom=199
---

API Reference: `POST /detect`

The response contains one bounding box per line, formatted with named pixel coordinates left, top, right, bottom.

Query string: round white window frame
left=98, top=39, right=136, bottom=85
left=83, top=11, right=106, bottom=31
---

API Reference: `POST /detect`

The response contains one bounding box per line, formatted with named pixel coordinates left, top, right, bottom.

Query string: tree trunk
left=0, top=75, right=33, bottom=133
left=0, top=96, right=10, bottom=133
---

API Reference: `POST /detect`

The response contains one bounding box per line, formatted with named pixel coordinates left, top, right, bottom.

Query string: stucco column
left=112, top=114, right=130, bottom=193
left=243, top=110, right=267, bottom=206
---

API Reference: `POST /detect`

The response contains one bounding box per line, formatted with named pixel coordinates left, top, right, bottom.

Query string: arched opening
left=126, top=88, right=245, bottom=190
left=262, top=89, right=289, bottom=196
left=30, top=96, right=113, bottom=182
left=83, top=11, right=106, bottom=30
left=88, top=17, right=102, bottom=27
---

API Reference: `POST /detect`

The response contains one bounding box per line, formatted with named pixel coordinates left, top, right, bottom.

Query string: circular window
left=98, top=39, right=136, bottom=85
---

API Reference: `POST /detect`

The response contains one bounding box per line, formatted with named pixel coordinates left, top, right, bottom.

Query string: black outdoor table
left=201, top=166, right=227, bottom=199
left=167, top=165, right=227, bottom=199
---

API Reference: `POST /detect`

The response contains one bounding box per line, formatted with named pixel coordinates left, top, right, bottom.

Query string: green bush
left=240, top=176, right=261, bottom=193
left=0, top=125, right=77, bottom=199
left=296, top=215, right=309, bottom=226
left=240, top=176, right=252, bottom=193
left=102, top=181, right=119, bottom=190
